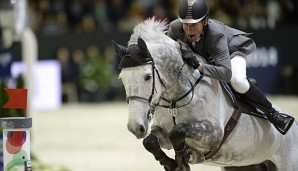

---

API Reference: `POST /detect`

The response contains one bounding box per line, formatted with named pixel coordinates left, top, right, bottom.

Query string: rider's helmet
left=178, top=0, right=209, bottom=23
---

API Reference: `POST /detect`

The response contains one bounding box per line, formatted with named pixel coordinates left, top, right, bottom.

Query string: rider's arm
left=200, top=33, right=232, bottom=82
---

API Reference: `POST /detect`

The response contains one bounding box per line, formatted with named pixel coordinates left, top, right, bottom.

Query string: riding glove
left=179, top=40, right=200, bottom=69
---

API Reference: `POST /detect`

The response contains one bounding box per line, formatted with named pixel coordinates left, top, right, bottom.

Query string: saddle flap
left=220, top=81, right=268, bottom=120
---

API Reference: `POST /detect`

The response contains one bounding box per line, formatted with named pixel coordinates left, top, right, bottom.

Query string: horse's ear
left=137, top=38, right=148, bottom=52
left=111, top=40, right=129, bottom=57
left=137, top=38, right=153, bottom=61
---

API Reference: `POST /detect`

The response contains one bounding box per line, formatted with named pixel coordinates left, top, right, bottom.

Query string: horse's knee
left=169, top=123, right=188, bottom=143
left=143, top=134, right=160, bottom=153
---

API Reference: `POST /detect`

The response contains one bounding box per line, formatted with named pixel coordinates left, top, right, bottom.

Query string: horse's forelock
left=126, top=17, right=182, bottom=69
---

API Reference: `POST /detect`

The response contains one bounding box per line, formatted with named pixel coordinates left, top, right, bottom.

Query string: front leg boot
left=174, top=144, right=190, bottom=171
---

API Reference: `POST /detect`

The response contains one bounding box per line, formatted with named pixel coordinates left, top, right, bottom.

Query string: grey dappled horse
left=112, top=18, right=298, bottom=171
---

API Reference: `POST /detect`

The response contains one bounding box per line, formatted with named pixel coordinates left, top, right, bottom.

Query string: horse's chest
left=154, top=110, right=199, bottom=133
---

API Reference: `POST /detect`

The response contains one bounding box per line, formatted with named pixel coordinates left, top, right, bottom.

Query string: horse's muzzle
left=127, top=123, right=147, bottom=139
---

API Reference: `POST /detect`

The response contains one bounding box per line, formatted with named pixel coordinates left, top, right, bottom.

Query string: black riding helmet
left=178, top=0, right=209, bottom=23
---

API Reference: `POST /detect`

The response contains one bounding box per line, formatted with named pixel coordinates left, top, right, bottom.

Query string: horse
left=112, top=17, right=298, bottom=171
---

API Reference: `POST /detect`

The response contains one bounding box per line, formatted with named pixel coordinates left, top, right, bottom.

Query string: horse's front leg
left=169, top=120, right=222, bottom=171
left=143, top=126, right=178, bottom=171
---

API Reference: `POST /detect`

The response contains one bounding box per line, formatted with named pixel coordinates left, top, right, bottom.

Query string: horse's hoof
left=177, top=164, right=190, bottom=171
left=189, top=150, right=205, bottom=164
left=175, top=145, right=190, bottom=165
left=162, top=158, right=178, bottom=171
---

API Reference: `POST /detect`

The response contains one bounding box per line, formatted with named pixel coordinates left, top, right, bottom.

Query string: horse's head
left=112, top=38, right=165, bottom=138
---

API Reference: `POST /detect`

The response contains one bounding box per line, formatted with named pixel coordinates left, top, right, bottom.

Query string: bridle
left=126, top=61, right=203, bottom=123
left=126, top=61, right=165, bottom=120
left=115, top=38, right=203, bottom=123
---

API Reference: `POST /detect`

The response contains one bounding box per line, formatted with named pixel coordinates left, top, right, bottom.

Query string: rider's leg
left=230, top=56, right=250, bottom=93
left=230, top=56, right=294, bottom=135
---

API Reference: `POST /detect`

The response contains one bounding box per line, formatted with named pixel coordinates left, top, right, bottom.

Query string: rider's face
left=183, top=20, right=205, bottom=42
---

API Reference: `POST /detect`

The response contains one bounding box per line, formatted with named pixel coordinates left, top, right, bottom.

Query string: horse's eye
left=145, top=74, right=152, bottom=81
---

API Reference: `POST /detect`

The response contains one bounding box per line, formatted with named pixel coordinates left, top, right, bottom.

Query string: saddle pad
left=220, top=81, right=268, bottom=120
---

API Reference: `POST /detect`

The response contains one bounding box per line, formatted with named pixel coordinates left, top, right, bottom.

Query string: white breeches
left=230, top=55, right=250, bottom=94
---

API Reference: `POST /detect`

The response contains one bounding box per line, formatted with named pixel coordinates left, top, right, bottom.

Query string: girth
left=204, top=101, right=243, bottom=160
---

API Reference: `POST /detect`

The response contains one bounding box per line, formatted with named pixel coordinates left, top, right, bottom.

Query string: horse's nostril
left=140, top=125, right=146, bottom=134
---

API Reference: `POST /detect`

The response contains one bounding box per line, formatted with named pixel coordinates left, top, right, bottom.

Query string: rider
left=167, top=0, right=294, bottom=134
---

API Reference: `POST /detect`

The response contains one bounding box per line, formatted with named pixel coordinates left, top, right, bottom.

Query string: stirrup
left=269, top=113, right=295, bottom=135
left=238, top=96, right=295, bottom=135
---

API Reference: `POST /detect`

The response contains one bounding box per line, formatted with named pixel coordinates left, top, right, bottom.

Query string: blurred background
left=0, top=0, right=297, bottom=171
left=7, top=0, right=298, bottom=105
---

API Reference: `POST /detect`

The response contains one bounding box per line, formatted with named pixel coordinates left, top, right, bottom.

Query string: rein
left=158, top=69, right=203, bottom=124
left=126, top=62, right=203, bottom=122
left=159, top=73, right=203, bottom=109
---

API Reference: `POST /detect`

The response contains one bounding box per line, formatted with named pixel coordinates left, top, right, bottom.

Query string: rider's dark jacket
left=167, top=19, right=256, bottom=82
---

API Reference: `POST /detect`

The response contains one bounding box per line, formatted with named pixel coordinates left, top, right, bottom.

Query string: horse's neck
left=158, top=60, right=233, bottom=116
left=151, top=46, right=234, bottom=123
left=147, top=43, right=187, bottom=98
left=156, top=60, right=196, bottom=100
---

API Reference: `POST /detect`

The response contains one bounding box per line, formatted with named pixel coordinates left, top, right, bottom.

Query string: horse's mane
left=128, top=17, right=169, bottom=46
left=125, top=17, right=194, bottom=89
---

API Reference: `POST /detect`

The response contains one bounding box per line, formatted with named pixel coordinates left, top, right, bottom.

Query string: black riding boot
left=243, top=81, right=294, bottom=135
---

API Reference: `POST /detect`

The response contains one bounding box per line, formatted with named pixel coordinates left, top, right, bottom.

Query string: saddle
left=194, top=53, right=268, bottom=120
left=221, top=79, right=268, bottom=120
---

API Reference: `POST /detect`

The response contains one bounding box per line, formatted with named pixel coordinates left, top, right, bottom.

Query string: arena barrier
left=0, top=117, right=32, bottom=171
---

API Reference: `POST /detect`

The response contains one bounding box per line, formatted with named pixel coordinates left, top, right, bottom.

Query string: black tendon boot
left=243, top=81, right=294, bottom=135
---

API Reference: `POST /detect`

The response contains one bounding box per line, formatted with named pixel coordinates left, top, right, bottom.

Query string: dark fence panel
left=248, top=26, right=298, bottom=94
left=37, top=31, right=131, bottom=60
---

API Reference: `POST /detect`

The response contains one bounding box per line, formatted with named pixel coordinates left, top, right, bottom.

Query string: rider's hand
left=179, top=40, right=200, bottom=69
